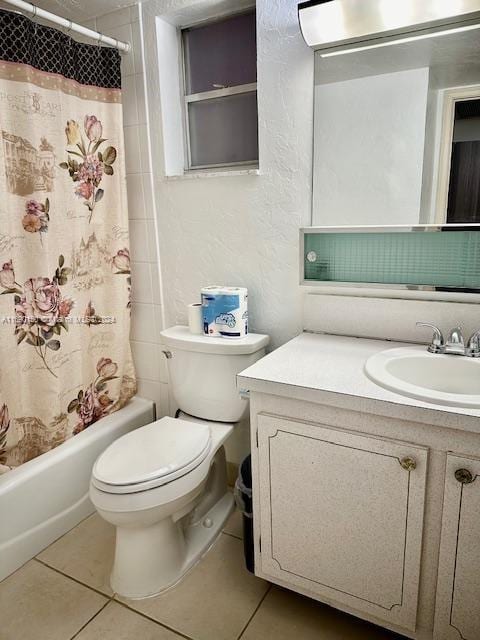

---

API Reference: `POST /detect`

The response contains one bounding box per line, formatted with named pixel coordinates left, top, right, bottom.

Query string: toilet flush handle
left=161, top=350, right=172, bottom=359
left=238, top=389, right=250, bottom=400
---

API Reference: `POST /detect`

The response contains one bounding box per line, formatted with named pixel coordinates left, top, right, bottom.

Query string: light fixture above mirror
left=298, top=0, right=480, bottom=55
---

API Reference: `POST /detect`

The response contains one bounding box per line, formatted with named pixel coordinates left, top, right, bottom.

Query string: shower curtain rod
left=2, top=0, right=131, bottom=52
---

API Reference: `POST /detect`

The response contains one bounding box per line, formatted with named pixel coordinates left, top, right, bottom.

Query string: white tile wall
left=131, top=341, right=162, bottom=380
left=129, top=219, right=150, bottom=260
left=89, top=4, right=169, bottom=419
left=136, top=380, right=170, bottom=418
left=130, top=261, right=153, bottom=303
left=142, top=174, right=155, bottom=214
left=125, top=174, right=145, bottom=217
left=130, top=302, right=156, bottom=340
left=123, top=125, right=142, bottom=174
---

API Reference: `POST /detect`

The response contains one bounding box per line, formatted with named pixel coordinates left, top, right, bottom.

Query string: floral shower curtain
left=0, top=10, right=136, bottom=473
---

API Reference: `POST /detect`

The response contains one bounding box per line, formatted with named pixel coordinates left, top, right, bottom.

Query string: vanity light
left=298, top=0, right=480, bottom=54
left=319, top=21, right=480, bottom=58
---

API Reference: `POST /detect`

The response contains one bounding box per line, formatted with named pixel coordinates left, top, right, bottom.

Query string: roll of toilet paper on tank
left=187, top=303, right=203, bottom=334
left=201, top=286, right=248, bottom=338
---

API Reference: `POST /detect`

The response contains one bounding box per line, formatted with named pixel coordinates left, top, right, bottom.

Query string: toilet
left=90, top=325, right=269, bottom=599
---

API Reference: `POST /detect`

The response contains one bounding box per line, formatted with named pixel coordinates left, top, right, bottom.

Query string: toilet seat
left=91, top=417, right=212, bottom=495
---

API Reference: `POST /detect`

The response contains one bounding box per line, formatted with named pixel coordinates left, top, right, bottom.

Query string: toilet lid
left=92, top=417, right=212, bottom=489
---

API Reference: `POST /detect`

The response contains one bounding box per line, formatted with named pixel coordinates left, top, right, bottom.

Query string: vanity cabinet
left=434, top=454, right=480, bottom=640
left=239, top=332, right=480, bottom=640
left=256, top=414, right=428, bottom=633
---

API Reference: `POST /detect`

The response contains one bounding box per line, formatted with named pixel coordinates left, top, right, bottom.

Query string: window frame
left=180, top=10, right=258, bottom=172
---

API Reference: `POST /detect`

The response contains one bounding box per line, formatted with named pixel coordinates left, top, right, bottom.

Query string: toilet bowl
left=90, top=416, right=234, bottom=598
left=90, top=326, right=269, bottom=598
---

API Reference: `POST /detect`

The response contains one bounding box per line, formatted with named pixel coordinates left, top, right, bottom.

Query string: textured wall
left=143, top=0, right=314, bottom=350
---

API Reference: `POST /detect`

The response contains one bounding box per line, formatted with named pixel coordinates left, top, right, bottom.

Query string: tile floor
left=0, top=508, right=406, bottom=640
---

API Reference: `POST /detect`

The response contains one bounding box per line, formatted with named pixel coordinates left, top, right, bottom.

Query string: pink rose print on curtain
left=60, top=115, right=117, bottom=223
left=67, top=357, right=119, bottom=434
left=112, top=248, right=131, bottom=309
left=1, top=256, right=74, bottom=378
left=22, top=198, right=50, bottom=244
left=84, top=115, right=103, bottom=142
left=112, top=248, right=130, bottom=274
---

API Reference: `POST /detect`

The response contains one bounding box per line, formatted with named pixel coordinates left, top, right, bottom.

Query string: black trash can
left=234, top=454, right=255, bottom=573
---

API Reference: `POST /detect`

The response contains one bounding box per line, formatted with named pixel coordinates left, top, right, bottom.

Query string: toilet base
left=111, top=491, right=234, bottom=599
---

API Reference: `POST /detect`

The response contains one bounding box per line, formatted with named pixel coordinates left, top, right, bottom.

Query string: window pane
left=188, top=92, right=258, bottom=168
left=184, top=11, right=256, bottom=95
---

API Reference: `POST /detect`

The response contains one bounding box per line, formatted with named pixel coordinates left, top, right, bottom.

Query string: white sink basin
left=365, top=346, right=480, bottom=408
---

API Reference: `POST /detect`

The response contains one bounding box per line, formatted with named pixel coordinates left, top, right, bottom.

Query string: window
left=182, top=10, right=258, bottom=170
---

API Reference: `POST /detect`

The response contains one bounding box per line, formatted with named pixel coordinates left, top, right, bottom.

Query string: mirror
left=312, top=27, right=480, bottom=226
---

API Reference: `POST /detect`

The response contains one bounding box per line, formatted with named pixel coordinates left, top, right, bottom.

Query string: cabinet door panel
left=434, top=454, right=480, bottom=640
left=257, top=413, right=428, bottom=632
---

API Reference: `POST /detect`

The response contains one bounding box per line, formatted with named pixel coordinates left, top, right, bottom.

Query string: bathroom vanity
left=238, top=332, right=480, bottom=640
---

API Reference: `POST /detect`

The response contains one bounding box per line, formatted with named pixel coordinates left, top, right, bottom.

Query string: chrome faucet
left=467, top=329, right=480, bottom=358
left=445, top=327, right=465, bottom=355
left=416, top=322, right=480, bottom=357
left=416, top=322, right=444, bottom=353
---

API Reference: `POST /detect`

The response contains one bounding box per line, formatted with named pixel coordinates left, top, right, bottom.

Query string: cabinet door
left=434, top=454, right=480, bottom=640
left=256, top=413, right=428, bottom=633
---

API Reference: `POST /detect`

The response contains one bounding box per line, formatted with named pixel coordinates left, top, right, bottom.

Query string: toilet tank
left=160, top=326, right=270, bottom=423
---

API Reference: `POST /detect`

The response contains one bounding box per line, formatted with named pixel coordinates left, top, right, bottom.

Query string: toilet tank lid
left=160, top=326, right=270, bottom=355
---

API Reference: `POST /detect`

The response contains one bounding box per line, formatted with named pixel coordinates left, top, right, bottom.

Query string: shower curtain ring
left=30, top=3, right=37, bottom=19
left=66, top=20, right=73, bottom=36
left=97, top=32, right=104, bottom=46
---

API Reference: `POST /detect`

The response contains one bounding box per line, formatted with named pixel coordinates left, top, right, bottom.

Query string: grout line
left=123, top=123, right=146, bottom=130
left=114, top=599, right=195, bottom=640
left=34, top=558, right=113, bottom=600
left=29, top=516, right=250, bottom=640
left=129, top=258, right=158, bottom=265
left=69, top=599, right=112, bottom=640
left=0, top=513, right=95, bottom=584
left=236, top=584, right=272, bottom=640
left=34, top=512, right=95, bottom=557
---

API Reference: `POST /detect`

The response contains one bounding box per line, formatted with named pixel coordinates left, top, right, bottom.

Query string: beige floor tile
left=223, top=506, right=244, bottom=539
left=241, top=586, right=406, bottom=640
left=76, top=601, right=182, bottom=639
left=37, top=513, right=115, bottom=595
left=0, top=560, right=107, bottom=640
left=119, top=533, right=268, bottom=640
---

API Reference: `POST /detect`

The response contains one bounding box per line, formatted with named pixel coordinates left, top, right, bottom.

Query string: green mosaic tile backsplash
left=304, top=230, right=480, bottom=290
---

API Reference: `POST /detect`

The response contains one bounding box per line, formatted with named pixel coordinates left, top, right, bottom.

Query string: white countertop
left=237, top=332, right=480, bottom=434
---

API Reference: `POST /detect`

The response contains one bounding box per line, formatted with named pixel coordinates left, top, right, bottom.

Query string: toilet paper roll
left=187, top=303, right=203, bottom=334
left=201, top=286, right=248, bottom=338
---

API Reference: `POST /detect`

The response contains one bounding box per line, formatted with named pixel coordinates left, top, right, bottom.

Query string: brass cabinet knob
left=400, top=457, right=417, bottom=471
left=455, top=468, right=475, bottom=485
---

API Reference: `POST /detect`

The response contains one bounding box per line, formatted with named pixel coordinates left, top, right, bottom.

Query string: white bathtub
left=0, top=396, right=155, bottom=581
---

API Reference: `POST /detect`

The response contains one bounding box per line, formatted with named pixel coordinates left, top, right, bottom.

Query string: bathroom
left=0, top=0, right=479, bottom=638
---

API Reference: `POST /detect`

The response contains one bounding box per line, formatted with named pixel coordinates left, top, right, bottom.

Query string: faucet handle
left=416, top=322, right=445, bottom=354
left=445, top=326, right=465, bottom=355
left=447, top=326, right=465, bottom=345
left=467, top=329, right=480, bottom=358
